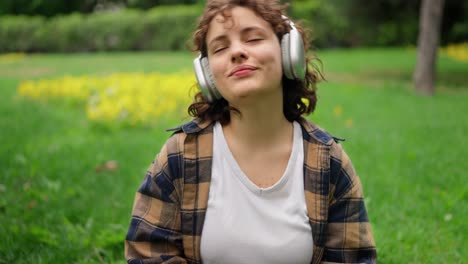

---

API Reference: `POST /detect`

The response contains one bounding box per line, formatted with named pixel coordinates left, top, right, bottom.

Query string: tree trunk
left=413, top=0, right=445, bottom=96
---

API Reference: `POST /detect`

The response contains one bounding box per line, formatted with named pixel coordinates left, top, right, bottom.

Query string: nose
left=230, top=41, right=248, bottom=63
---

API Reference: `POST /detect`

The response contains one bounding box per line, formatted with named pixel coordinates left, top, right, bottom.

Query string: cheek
left=209, top=58, right=225, bottom=81
left=260, top=46, right=283, bottom=74
left=274, top=46, right=283, bottom=73
left=274, top=53, right=283, bottom=74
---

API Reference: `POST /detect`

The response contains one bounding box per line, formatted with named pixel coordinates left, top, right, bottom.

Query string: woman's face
left=205, top=6, right=283, bottom=104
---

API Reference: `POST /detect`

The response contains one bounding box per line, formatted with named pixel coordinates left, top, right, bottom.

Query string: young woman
left=125, top=0, right=377, bottom=263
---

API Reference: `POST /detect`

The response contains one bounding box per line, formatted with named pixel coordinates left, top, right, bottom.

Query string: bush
left=290, top=1, right=350, bottom=48
left=0, top=15, right=45, bottom=52
left=449, top=21, right=468, bottom=43
left=140, top=5, right=202, bottom=51
left=290, top=0, right=420, bottom=47
left=86, top=10, right=143, bottom=51
left=41, top=13, right=89, bottom=52
left=0, top=2, right=465, bottom=52
left=0, top=5, right=202, bottom=53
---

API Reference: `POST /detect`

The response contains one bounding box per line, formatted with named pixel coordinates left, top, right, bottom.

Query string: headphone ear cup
left=281, top=32, right=293, bottom=79
left=288, top=27, right=306, bottom=80
left=281, top=20, right=306, bottom=81
left=193, top=55, right=222, bottom=102
left=200, top=57, right=221, bottom=100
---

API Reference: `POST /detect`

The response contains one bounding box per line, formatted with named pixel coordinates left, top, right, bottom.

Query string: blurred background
left=0, top=0, right=466, bottom=263
left=0, top=0, right=467, bottom=50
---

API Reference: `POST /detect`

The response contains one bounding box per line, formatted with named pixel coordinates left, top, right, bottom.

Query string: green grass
left=0, top=49, right=467, bottom=263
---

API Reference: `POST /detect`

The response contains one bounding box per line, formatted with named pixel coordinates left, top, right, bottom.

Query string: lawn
left=0, top=48, right=467, bottom=263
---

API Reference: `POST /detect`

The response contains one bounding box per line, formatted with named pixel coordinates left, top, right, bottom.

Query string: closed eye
left=213, top=47, right=227, bottom=54
left=247, top=38, right=263, bottom=42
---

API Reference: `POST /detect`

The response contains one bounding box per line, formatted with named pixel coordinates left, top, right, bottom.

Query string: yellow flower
left=441, top=43, right=468, bottom=62
left=17, top=72, right=197, bottom=126
left=345, top=118, right=353, bottom=128
left=333, top=105, right=343, bottom=117
left=0, top=53, right=26, bottom=64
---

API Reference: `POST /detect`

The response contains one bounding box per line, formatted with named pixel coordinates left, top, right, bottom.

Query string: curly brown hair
left=188, top=0, right=321, bottom=125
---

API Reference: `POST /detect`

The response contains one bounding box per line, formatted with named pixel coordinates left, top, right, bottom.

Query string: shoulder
left=298, top=117, right=345, bottom=146
left=166, top=118, right=214, bottom=135
left=163, top=118, right=215, bottom=155
left=298, top=117, right=355, bottom=178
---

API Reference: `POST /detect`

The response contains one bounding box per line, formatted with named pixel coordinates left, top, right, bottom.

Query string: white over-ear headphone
left=193, top=15, right=306, bottom=102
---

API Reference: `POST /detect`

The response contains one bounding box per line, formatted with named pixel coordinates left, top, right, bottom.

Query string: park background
left=0, top=0, right=466, bottom=263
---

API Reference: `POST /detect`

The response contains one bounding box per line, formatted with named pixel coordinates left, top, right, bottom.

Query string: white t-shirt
left=200, top=121, right=313, bottom=264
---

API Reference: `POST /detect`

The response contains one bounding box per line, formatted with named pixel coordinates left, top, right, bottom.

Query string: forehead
left=206, top=6, right=273, bottom=41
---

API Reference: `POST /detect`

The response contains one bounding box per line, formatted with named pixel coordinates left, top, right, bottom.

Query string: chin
left=221, top=76, right=281, bottom=102
left=232, top=82, right=266, bottom=97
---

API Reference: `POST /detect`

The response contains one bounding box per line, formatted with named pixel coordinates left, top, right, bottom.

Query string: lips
left=229, top=65, right=258, bottom=77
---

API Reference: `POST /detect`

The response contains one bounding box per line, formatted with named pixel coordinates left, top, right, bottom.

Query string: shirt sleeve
left=125, top=135, right=187, bottom=264
left=321, top=142, right=377, bottom=264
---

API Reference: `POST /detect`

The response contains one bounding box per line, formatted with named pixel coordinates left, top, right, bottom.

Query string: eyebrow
left=207, top=26, right=267, bottom=49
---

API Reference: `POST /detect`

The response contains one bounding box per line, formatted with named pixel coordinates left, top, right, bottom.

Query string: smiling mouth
left=229, top=64, right=258, bottom=77
left=232, top=68, right=256, bottom=77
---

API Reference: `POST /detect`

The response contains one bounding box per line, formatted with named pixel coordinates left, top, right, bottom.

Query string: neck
left=222, top=91, right=293, bottom=150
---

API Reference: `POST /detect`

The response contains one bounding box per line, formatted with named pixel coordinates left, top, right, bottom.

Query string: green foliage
left=140, top=5, right=203, bottom=51
left=128, top=0, right=198, bottom=9
left=0, top=0, right=89, bottom=17
left=0, top=15, right=45, bottom=52
left=0, top=5, right=202, bottom=52
left=442, top=0, right=468, bottom=44
left=85, top=10, right=143, bottom=51
left=289, top=0, right=420, bottom=47
left=0, top=1, right=466, bottom=51
left=0, top=0, right=198, bottom=17
left=449, top=20, right=468, bottom=43
left=290, top=0, right=349, bottom=47
left=290, top=0, right=466, bottom=47
left=40, top=13, right=90, bottom=52
left=1, top=0, right=467, bottom=50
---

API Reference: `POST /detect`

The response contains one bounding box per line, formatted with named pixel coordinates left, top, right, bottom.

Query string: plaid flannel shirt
left=125, top=117, right=377, bottom=264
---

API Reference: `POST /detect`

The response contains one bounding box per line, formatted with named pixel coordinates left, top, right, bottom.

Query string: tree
left=413, top=0, right=445, bottom=96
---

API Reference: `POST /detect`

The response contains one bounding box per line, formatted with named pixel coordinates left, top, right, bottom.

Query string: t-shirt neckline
left=213, top=121, right=302, bottom=195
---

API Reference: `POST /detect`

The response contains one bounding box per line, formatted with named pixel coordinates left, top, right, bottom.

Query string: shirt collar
left=166, top=118, right=213, bottom=134
left=298, top=117, right=334, bottom=146
left=167, top=117, right=335, bottom=145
